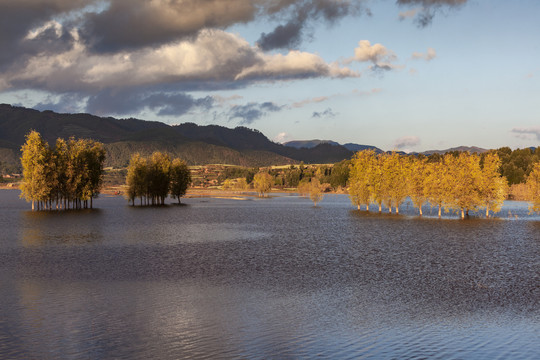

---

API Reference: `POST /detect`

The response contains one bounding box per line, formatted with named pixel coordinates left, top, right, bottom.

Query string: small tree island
left=20, top=130, right=106, bottom=211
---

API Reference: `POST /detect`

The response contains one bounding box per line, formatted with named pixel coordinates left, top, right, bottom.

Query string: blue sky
left=0, top=0, right=538, bottom=151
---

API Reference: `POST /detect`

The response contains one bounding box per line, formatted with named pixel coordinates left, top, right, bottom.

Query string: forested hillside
left=0, top=104, right=352, bottom=171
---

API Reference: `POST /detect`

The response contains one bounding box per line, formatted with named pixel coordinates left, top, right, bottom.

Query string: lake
left=0, top=189, right=539, bottom=359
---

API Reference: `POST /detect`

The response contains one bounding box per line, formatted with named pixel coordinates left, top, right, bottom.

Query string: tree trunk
left=461, top=208, right=465, bottom=219
left=90, top=197, right=93, bottom=209
left=419, top=206, right=423, bottom=217
left=357, top=205, right=360, bottom=210
left=438, top=204, right=442, bottom=218
left=485, top=205, right=489, bottom=218
left=395, top=206, right=399, bottom=214
left=32, top=200, right=35, bottom=211
left=378, top=203, right=382, bottom=213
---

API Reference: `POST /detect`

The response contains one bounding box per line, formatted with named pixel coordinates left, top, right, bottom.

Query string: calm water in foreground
left=0, top=189, right=539, bottom=359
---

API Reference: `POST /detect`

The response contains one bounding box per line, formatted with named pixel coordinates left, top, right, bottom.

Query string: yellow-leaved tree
left=20, top=130, right=51, bottom=211
left=479, top=152, right=508, bottom=217
left=526, top=162, right=540, bottom=213
left=445, top=153, right=483, bottom=219
left=348, top=150, right=375, bottom=210
left=308, top=178, right=324, bottom=207
left=408, top=156, right=428, bottom=216
left=253, top=172, right=272, bottom=197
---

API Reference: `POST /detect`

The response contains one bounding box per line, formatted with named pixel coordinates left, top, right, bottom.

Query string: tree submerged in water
left=20, top=130, right=106, bottom=211
left=126, top=152, right=191, bottom=206
left=348, top=150, right=511, bottom=219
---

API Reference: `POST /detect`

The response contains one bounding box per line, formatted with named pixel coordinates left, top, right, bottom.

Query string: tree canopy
left=20, top=130, right=105, bottom=210
left=126, top=152, right=191, bottom=205
left=348, top=150, right=510, bottom=218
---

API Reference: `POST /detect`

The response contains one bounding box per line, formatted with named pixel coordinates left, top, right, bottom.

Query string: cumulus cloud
left=236, top=50, right=359, bottom=80
left=511, top=127, right=540, bottom=141
left=412, top=47, right=437, bottom=61
left=312, top=108, right=337, bottom=118
left=393, top=136, right=421, bottom=149
left=345, top=40, right=400, bottom=72
left=3, top=29, right=356, bottom=94
left=228, top=102, right=283, bottom=124
left=81, top=0, right=256, bottom=53
left=0, top=0, right=469, bottom=119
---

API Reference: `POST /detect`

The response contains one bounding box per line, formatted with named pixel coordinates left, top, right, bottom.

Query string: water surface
left=1, top=190, right=539, bottom=359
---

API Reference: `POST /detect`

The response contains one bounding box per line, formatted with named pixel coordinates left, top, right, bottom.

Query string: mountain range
left=0, top=104, right=491, bottom=173
left=0, top=104, right=356, bottom=171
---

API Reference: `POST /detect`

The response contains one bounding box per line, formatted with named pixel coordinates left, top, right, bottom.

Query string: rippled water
left=1, top=190, right=539, bottom=359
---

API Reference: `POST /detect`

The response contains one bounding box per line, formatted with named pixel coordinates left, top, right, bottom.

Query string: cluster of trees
left=349, top=150, right=510, bottom=218
left=126, top=152, right=191, bottom=206
left=495, top=147, right=540, bottom=184
left=20, top=131, right=106, bottom=211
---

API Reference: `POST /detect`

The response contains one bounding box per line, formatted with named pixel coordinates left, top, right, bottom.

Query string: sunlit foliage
left=20, top=131, right=105, bottom=210
left=526, top=162, right=540, bottom=213
left=253, top=172, right=273, bottom=197
left=348, top=150, right=511, bottom=218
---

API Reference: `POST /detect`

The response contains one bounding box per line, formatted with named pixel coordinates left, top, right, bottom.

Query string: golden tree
left=382, top=152, right=410, bottom=214
left=20, top=130, right=51, bottom=211
left=308, top=178, right=324, bottom=207
left=348, top=150, right=375, bottom=210
left=479, top=153, right=508, bottom=217
left=424, top=160, right=444, bottom=218
left=445, top=153, right=483, bottom=219
left=253, top=172, right=272, bottom=197
left=526, top=162, right=540, bottom=213
left=408, top=157, right=429, bottom=216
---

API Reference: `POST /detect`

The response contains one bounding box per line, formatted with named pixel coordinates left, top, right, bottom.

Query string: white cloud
left=511, top=127, right=540, bottom=140
left=412, top=47, right=437, bottom=61
left=235, top=51, right=359, bottom=81
left=393, top=135, right=421, bottom=149
left=274, top=132, right=291, bottom=143
left=347, top=40, right=397, bottom=65
left=3, top=29, right=358, bottom=93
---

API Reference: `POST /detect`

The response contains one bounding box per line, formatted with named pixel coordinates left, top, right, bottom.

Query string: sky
left=0, top=0, right=539, bottom=152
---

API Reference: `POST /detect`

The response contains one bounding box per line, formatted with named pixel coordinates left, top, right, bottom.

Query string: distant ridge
left=284, top=139, right=382, bottom=153
left=421, top=146, right=488, bottom=155
left=0, top=104, right=355, bottom=170
left=284, top=139, right=340, bottom=149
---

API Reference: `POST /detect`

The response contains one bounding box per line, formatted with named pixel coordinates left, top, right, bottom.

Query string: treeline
left=216, top=161, right=350, bottom=192
left=349, top=150, right=540, bottom=218
left=20, top=131, right=106, bottom=210
left=126, top=152, right=191, bottom=206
